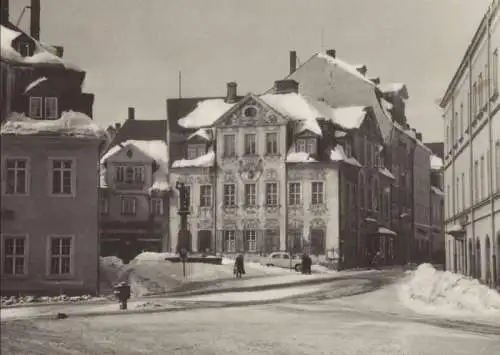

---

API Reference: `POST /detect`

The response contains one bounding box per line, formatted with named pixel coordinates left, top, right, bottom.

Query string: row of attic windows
left=28, top=96, right=58, bottom=120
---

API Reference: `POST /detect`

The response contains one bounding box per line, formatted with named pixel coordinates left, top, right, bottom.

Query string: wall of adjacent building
left=1, top=135, right=101, bottom=295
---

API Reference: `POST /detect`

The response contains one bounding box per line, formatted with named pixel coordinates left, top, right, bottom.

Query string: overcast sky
left=11, top=0, right=491, bottom=142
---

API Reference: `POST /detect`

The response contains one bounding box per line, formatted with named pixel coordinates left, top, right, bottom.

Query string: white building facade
left=441, top=0, right=500, bottom=288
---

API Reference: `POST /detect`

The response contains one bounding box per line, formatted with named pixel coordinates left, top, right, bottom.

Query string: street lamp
left=176, top=181, right=191, bottom=277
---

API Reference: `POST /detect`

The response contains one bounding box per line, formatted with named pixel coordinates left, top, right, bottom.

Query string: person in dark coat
left=234, top=254, right=245, bottom=278
left=301, top=253, right=312, bottom=274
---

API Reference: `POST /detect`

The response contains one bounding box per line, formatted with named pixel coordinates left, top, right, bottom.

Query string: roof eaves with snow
left=178, top=99, right=236, bottom=129
left=315, top=52, right=376, bottom=87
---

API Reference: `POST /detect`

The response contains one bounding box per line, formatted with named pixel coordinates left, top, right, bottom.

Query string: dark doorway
left=198, top=230, right=212, bottom=253
left=310, top=229, right=326, bottom=256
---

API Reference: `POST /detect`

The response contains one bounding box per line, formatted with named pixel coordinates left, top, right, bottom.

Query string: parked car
left=264, top=252, right=302, bottom=272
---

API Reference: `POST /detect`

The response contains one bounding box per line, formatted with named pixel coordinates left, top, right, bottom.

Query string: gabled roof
left=108, top=119, right=167, bottom=150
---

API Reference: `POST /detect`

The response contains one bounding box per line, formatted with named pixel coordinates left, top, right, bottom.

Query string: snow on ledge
left=431, top=186, right=444, bottom=196
left=331, top=106, right=367, bottom=130
left=0, top=111, right=106, bottom=139
left=398, top=263, right=500, bottom=317
left=446, top=224, right=464, bottom=234
left=378, top=167, right=395, bottom=180
left=24, top=77, right=47, bottom=94
left=178, top=99, right=235, bottom=129
left=430, top=155, right=443, bottom=170
left=286, top=151, right=317, bottom=163
left=172, top=149, right=215, bottom=168
left=378, top=227, right=397, bottom=236
left=329, top=145, right=362, bottom=167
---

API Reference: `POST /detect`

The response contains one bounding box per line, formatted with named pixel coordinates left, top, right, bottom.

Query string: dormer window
left=187, top=144, right=206, bottom=160
left=16, top=42, right=34, bottom=57
left=29, top=96, right=58, bottom=120
left=344, top=141, right=352, bottom=157
left=115, top=165, right=144, bottom=185
left=296, top=138, right=316, bottom=155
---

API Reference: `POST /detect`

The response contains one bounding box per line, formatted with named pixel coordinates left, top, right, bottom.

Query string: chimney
left=326, top=49, right=336, bottom=58
left=356, top=65, right=368, bottom=76
left=369, top=77, right=381, bottom=85
left=52, top=45, right=64, bottom=58
left=0, top=0, right=9, bottom=24
left=289, top=50, right=297, bottom=75
left=128, top=107, right=135, bottom=120
left=274, top=79, right=299, bottom=94
left=30, top=0, right=41, bottom=40
left=115, top=123, right=122, bottom=130
left=226, top=82, right=237, bottom=103
left=416, top=132, right=422, bottom=141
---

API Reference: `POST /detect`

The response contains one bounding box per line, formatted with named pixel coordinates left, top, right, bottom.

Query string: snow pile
left=178, top=99, right=235, bottom=129
left=260, top=93, right=323, bottom=135
left=399, top=263, right=500, bottom=316
left=172, top=149, right=215, bottom=168
left=1, top=111, right=106, bottom=138
left=1, top=294, right=107, bottom=307
left=430, top=154, right=443, bottom=170
left=1, top=24, right=80, bottom=71
left=286, top=151, right=317, bottom=163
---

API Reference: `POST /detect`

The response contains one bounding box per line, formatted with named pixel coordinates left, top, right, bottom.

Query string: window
left=345, top=141, right=352, bottom=157
left=446, top=185, right=450, bottom=217
left=115, top=166, right=144, bottom=184
left=474, top=161, right=479, bottom=203
left=150, top=198, right=164, bottom=216
left=460, top=103, right=464, bottom=138
left=486, top=149, right=491, bottom=197
left=4, top=158, right=28, bottom=195
left=50, top=159, right=74, bottom=195
left=2, top=236, right=26, bottom=276
left=372, top=178, right=379, bottom=211
left=296, top=138, right=316, bottom=154
left=473, top=83, right=478, bottom=117
left=493, top=48, right=498, bottom=95
left=28, top=96, right=58, bottom=119
left=200, top=185, right=212, bottom=207
left=496, top=142, right=500, bottom=192
left=224, top=230, right=236, bottom=252
left=49, top=236, right=72, bottom=276
left=266, top=133, right=278, bottom=155
left=288, top=183, right=301, bottom=205
left=223, top=135, right=236, bottom=157
left=456, top=177, right=460, bottom=213
left=121, top=197, right=137, bottom=215
left=311, top=182, right=324, bottom=205
left=244, top=134, right=257, bottom=155
left=187, top=144, right=206, bottom=160
left=244, top=184, right=256, bottom=206
left=266, top=182, right=278, bottom=206
left=17, top=42, right=33, bottom=56
left=480, top=156, right=485, bottom=201
left=100, top=195, right=109, bottom=214
left=223, top=184, right=236, bottom=207
left=445, top=125, right=450, bottom=152
left=245, top=230, right=257, bottom=252
left=29, top=97, right=42, bottom=118
left=367, top=141, right=373, bottom=166
left=44, top=97, right=58, bottom=119
left=478, top=73, right=483, bottom=110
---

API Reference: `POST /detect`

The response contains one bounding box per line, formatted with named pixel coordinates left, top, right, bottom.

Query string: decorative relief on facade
left=222, top=219, right=238, bottom=229
left=287, top=169, right=328, bottom=182
left=242, top=218, right=260, bottom=229
left=264, top=219, right=280, bottom=229
left=287, top=169, right=302, bottom=181
left=221, top=206, right=239, bottom=216
left=197, top=207, right=214, bottom=219
left=197, top=219, right=213, bottom=230
left=308, top=204, right=328, bottom=216
left=196, top=174, right=213, bottom=185
left=244, top=206, right=259, bottom=215
left=265, top=169, right=279, bottom=181
left=222, top=170, right=237, bottom=182
left=239, top=158, right=264, bottom=181
left=288, top=219, right=304, bottom=229
left=310, top=218, right=326, bottom=229
left=264, top=206, right=280, bottom=215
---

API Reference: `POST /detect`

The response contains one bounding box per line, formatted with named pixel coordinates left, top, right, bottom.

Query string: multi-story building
left=426, top=142, right=445, bottom=264
left=99, top=108, right=169, bottom=263
left=0, top=4, right=105, bottom=295
left=168, top=79, right=398, bottom=269
left=441, top=0, right=499, bottom=287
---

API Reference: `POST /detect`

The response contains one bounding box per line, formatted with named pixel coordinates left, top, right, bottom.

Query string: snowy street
left=2, top=266, right=500, bottom=354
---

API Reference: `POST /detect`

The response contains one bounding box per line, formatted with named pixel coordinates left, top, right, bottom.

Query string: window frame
left=187, top=143, right=206, bottom=160
left=3, top=157, right=30, bottom=196
left=311, top=181, right=324, bottom=205
left=199, top=185, right=213, bottom=207
left=265, top=182, right=278, bottom=207
left=48, top=158, right=76, bottom=197
left=150, top=197, right=164, bottom=217
left=223, top=184, right=236, bottom=207
left=100, top=195, right=109, bottom=215
left=1, top=234, right=28, bottom=277
left=288, top=182, right=301, bottom=206
left=29, top=96, right=43, bottom=118
left=44, top=97, right=58, bottom=120
left=265, top=132, right=278, bottom=155
left=245, top=230, right=257, bottom=252
left=120, top=196, right=138, bottom=216
left=223, top=134, right=236, bottom=157
left=224, top=230, right=236, bottom=252
left=46, top=235, right=75, bottom=278
left=244, top=133, right=257, bottom=156
left=244, top=183, right=257, bottom=207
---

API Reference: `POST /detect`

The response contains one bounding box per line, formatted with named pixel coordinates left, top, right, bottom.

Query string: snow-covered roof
left=285, top=151, right=317, bottom=163
left=0, top=111, right=106, bottom=139
left=260, top=93, right=323, bottom=136
left=0, top=25, right=81, bottom=71
left=171, top=149, right=215, bottom=168
left=379, top=83, right=407, bottom=95
left=149, top=173, right=170, bottom=194
left=178, top=99, right=235, bottom=129
left=378, top=227, right=397, bottom=236
left=24, top=76, right=47, bottom=94
left=329, top=145, right=362, bottom=167
left=431, top=186, right=445, bottom=196
left=100, top=140, right=168, bottom=167
left=331, top=106, right=367, bottom=130
left=379, top=168, right=395, bottom=180
left=316, top=53, right=375, bottom=86
left=187, top=128, right=214, bottom=141
left=430, top=155, right=443, bottom=170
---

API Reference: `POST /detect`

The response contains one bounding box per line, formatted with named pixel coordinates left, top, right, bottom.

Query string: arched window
left=476, top=239, right=482, bottom=280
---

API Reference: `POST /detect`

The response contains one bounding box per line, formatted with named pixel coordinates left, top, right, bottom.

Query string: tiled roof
left=108, top=119, right=167, bottom=149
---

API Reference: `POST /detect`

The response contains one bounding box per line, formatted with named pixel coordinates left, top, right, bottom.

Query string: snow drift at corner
left=398, top=263, right=500, bottom=317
